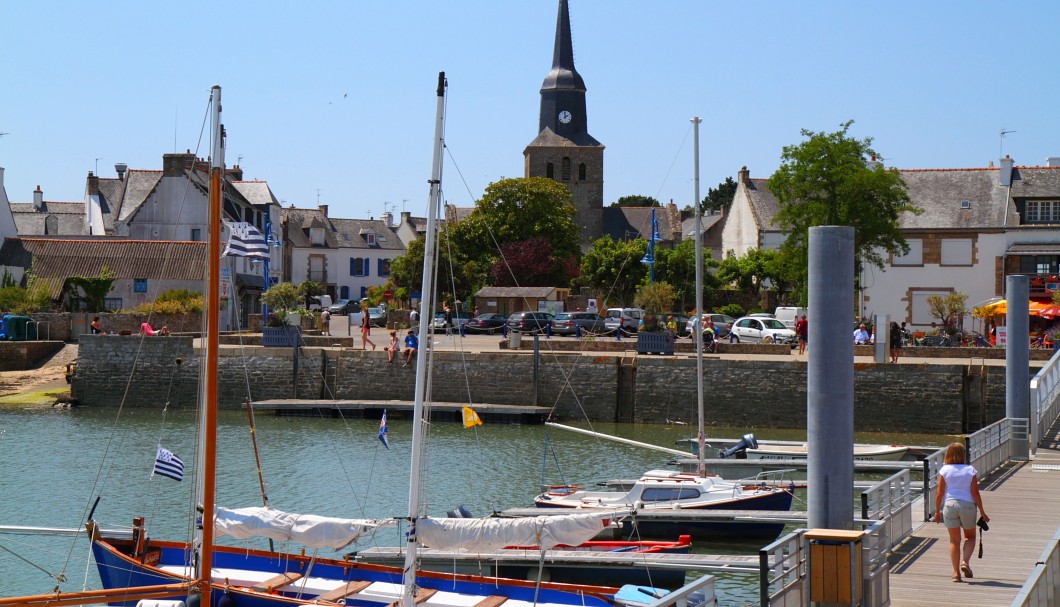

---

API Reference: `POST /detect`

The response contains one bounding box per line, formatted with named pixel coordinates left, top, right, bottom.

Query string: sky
left=3, top=1, right=1060, bottom=222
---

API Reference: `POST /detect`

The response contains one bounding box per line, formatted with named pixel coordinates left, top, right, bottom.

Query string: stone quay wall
left=71, top=337, right=1027, bottom=434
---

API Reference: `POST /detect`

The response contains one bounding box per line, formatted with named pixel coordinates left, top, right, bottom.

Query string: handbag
left=977, top=516, right=988, bottom=558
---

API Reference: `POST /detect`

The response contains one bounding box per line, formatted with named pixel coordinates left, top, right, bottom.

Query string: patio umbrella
left=1038, top=305, right=1060, bottom=320
left=974, top=300, right=1051, bottom=316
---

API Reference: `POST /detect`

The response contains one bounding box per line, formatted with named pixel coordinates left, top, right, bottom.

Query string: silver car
left=687, top=313, right=736, bottom=338
left=729, top=316, right=797, bottom=344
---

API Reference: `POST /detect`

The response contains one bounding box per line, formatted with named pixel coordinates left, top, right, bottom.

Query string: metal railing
left=1030, top=349, right=1060, bottom=455
left=759, top=527, right=808, bottom=606
left=638, top=572, right=717, bottom=607
left=1012, top=527, right=1060, bottom=606
left=861, top=469, right=915, bottom=545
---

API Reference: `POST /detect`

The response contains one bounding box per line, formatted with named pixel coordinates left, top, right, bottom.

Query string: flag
left=462, top=406, right=483, bottom=428
left=223, top=222, right=269, bottom=259
left=153, top=446, right=184, bottom=481
left=378, top=410, right=389, bottom=449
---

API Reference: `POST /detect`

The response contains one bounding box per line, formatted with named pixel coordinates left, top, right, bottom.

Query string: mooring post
left=1006, top=274, right=1030, bottom=459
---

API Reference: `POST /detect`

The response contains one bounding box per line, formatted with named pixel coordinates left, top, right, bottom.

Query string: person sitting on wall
left=139, top=322, right=157, bottom=336
left=91, top=317, right=107, bottom=335
left=159, top=325, right=171, bottom=336
left=853, top=323, right=871, bottom=345
left=402, top=329, right=418, bottom=367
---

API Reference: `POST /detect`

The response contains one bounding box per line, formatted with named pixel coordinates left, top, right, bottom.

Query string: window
left=640, top=488, right=701, bottom=502
left=892, top=239, right=923, bottom=266
left=561, top=157, right=571, bottom=180
left=340, top=286, right=350, bottom=300
left=134, top=279, right=148, bottom=293
left=578, top=163, right=586, bottom=180
left=365, top=233, right=376, bottom=246
left=546, top=163, right=554, bottom=179
left=310, top=227, right=325, bottom=246
left=104, top=297, right=122, bottom=311
left=378, top=258, right=391, bottom=276
left=911, top=290, right=949, bottom=325
left=350, top=258, right=369, bottom=277
left=1025, top=201, right=1060, bottom=224
left=190, top=228, right=201, bottom=241
left=940, top=239, right=973, bottom=266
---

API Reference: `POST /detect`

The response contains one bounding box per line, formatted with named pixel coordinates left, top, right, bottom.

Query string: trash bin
left=806, top=528, right=864, bottom=605
left=510, top=330, right=522, bottom=349
left=3, top=315, right=33, bottom=341
left=0, top=315, right=7, bottom=340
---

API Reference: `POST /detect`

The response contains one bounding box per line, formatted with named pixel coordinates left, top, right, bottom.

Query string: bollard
left=459, top=322, right=466, bottom=338
left=575, top=324, right=581, bottom=338
left=546, top=323, right=551, bottom=338
left=616, top=326, right=622, bottom=341
left=502, top=324, right=508, bottom=338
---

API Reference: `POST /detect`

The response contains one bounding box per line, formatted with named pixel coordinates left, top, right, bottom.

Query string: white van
left=774, top=307, right=807, bottom=330
left=603, top=307, right=645, bottom=332
left=309, top=294, right=333, bottom=311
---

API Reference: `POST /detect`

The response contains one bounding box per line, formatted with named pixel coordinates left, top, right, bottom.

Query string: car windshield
left=762, top=319, right=787, bottom=330
left=555, top=313, right=571, bottom=320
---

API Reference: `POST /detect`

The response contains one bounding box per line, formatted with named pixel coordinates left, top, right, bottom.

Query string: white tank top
left=940, top=463, right=976, bottom=502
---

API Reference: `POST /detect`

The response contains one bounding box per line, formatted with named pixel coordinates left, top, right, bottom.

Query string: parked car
left=328, top=299, right=357, bottom=315
left=464, top=313, right=508, bottom=334
left=432, top=311, right=473, bottom=333
left=774, top=307, right=807, bottom=330
left=603, top=307, right=645, bottom=333
left=729, top=316, right=797, bottom=344
left=657, top=313, right=691, bottom=337
left=686, top=313, right=736, bottom=338
left=349, top=305, right=387, bottom=327
left=506, top=311, right=554, bottom=334
left=552, top=312, right=608, bottom=336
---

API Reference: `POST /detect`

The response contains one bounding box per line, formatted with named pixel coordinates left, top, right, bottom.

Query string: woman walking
left=889, top=321, right=902, bottom=363
left=933, top=442, right=989, bottom=582
left=360, top=306, right=376, bottom=350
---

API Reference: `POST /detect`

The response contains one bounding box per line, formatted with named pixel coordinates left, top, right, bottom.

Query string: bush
left=123, top=288, right=203, bottom=315
left=717, top=303, right=745, bottom=318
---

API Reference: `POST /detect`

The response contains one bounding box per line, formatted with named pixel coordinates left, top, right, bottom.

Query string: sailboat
left=84, top=80, right=626, bottom=607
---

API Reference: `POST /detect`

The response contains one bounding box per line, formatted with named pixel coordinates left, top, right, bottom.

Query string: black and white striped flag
left=223, top=222, right=270, bottom=259
left=153, top=446, right=184, bottom=481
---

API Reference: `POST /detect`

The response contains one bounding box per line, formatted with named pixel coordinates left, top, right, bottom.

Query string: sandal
left=952, top=574, right=961, bottom=583
left=961, top=564, right=973, bottom=579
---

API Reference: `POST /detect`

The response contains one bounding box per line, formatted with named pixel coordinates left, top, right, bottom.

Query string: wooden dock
left=887, top=422, right=1060, bottom=605
left=250, top=399, right=550, bottom=423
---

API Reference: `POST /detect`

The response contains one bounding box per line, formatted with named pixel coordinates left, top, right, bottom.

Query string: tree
left=702, top=177, right=737, bottom=212
left=634, top=282, right=676, bottom=330
left=768, top=121, right=921, bottom=297
left=488, top=237, right=567, bottom=287
left=389, top=231, right=486, bottom=308
left=262, top=282, right=301, bottom=323
left=717, top=248, right=780, bottom=302
left=299, top=280, right=325, bottom=308
left=612, top=195, right=661, bottom=208
left=926, top=292, right=968, bottom=332
left=654, top=239, right=719, bottom=311
left=577, top=235, right=648, bottom=307
left=64, top=266, right=116, bottom=312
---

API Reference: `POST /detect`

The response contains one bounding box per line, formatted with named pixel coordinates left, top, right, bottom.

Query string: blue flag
left=378, top=410, right=389, bottom=449
left=153, top=446, right=184, bottom=481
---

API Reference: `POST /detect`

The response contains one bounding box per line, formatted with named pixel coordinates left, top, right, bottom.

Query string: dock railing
left=1030, top=349, right=1060, bottom=455
left=638, top=571, right=717, bottom=607
left=1011, top=526, right=1060, bottom=607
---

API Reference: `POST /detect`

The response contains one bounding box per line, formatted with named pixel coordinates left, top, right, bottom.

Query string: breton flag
left=378, top=410, right=389, bottom=449
left=223, top=222, right=269, bottom=259
left=153, top=446, right=185, bottom=481
left=462, top=406, right=483, bottom=428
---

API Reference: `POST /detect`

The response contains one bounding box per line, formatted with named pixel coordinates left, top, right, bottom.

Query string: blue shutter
left=360, top=286, right=367, bottom=299
left=350, top=258, right=356, bottom=276
left=340, top=286, right=349, bottom=300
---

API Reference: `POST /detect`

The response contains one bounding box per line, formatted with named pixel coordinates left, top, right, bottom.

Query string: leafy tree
left=926, top=292, right=968, bottom=332
left=390, top=232, right=486, bottom=307
left=1, top=269, right=15, bottom=288
left=717, top=303, right=745, bottom=319
left=634, top=282, right=675, bottom=330
left=262, top=282, right=301, bottom=318
left=717, top=249, right=781, bottom=301
left=488, top=237, right=566, bottom=287
left=0, top=286, right=26, bottom=313
left=768, top=121, right=922, bottom=298
left=64, top=266, right=116, bottom=312
left=654, top=239, right=720, bottom=311
left=612, top=195, right=661, bottom=208
left=298, top=280, right=325, bottom=308
left=577, top=235, right=647, bottom=307
left=702, top=177, right=737, bottom=212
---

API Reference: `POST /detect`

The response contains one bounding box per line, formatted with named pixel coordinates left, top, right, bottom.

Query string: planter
left=636, top=331, right=674, bottom=355
left=263, top=325, right=301, bottom=347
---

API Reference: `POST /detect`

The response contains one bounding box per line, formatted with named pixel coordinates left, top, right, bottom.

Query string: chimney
left=87, top=171, right=100, bottom=196
left=400, top=211, right=411, bottom=225
left=737, top=166, right=750, bottom=185
left=866, top=155, right=881, bottom=170
left=227, top=165, right=244, bottom=180
left=33, top=185, right=43, bottom=210
left=1047, top=157, right=1060, bottom=167
left=114, top=163, right=127, bottom=181
left=319, top=204, right=328, bottom=217
left=163, top=152, right=195, bottom=177
left=999, top=155, right=1014, bottom=187
left=382, top=211, right=393, bottom=227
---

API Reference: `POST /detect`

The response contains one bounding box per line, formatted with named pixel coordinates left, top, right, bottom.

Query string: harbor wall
left=71, top=337, right=1020, bottom=434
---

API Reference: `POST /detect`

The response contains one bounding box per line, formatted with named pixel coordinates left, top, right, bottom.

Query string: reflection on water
left=0, top=407, right=945, bottom=605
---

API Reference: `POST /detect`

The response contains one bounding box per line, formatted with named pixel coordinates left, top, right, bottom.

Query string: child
left=386, top=330, right=399, bottom=364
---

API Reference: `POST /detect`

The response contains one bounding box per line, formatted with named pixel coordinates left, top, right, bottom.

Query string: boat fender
left=185, top=592, right=201, bottom=607
left=671, top=503, right=681, bottom=510
left=218, top=588, right=236, bottom=607
left=633, top=500, right=644, bottom=510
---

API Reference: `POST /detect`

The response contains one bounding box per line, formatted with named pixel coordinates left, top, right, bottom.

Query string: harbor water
left=0, top=405, right=947, bottom=605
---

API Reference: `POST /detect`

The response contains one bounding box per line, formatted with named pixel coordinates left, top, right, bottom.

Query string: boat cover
left=417, top=511, right=615, bottom=551
left=214, top=505, right=390, bottom=550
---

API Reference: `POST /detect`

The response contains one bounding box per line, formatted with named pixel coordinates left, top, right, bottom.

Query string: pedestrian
left=933, top=442, right=989, bottom=583
left=889, top=321, right=902, bottom=363
left=90, top=316, right=107, bottom=335
left=443, top=304, right=454, bottom=335
left=795, top=315, right=808, bottom=355
left=402, top=329, right=418, bottom=367
left=385, top=330, right=399, bottom=364
left=665, top=315, right=677, bottom=336
left=320, top=308, right=331, bottom=336
left=360, top=306, right=376, bottom=350
left=410, top=307, right=419, bottom=326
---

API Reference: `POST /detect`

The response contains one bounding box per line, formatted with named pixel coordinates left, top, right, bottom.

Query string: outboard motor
left=718, top=433, right=759, bottom=459
left=446, top=505, right=474, bottom=518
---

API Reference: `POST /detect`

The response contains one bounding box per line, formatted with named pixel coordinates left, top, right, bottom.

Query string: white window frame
left=940, top=239, right=973, bottom=266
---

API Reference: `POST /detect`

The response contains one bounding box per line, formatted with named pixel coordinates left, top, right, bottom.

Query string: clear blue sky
left=3, top=1, right=1059, bottom=221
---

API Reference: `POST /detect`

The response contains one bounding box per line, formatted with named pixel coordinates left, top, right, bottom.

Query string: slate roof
left=10, top=201, right=88, bottom=235
left=744, top=178, right=782, bottom=232
left=113, top=170, right=165, bottom=223
left=475, top=286, right=557, bottom=298
left=601, top=205, right=681, bottom=243
left=0, top=237, right=206, bottom=298
left=524, top=127, right=603, bottom=149
left=232, top=181, right=279, bottom=206
left=281, top=208, right=403, bottom=250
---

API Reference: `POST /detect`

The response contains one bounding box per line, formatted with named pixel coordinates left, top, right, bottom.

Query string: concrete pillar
left=807, top=226, right=855, bottom=530
left=874, top=314, right=889, bottom=364
left=1006, top=275, right=1030, bottom=458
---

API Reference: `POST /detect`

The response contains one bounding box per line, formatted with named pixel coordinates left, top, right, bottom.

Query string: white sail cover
left=416, top=511, right=615, bottom=551
left=214, top=506, right=390, bottom=550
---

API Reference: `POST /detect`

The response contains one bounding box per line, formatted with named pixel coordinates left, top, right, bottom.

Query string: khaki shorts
left=942, top=498, right=977, bottom=529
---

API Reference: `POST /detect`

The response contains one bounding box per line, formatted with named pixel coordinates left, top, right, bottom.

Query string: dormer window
left=310, top=227, right=325, bottom=246
left=1025, top=201, right=1060, bottom=224
left=359, top=227, right=378, bottom=247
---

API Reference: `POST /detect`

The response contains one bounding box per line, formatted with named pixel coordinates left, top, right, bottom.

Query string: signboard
left=383, top=289, right=394, bottom=300
left=996, top=325, right=1007, bottom=348
left=220, top=268, right=232, bottom=279
left=221, top=281, right=230, bottom=297
left=586, top=298, right=598, bottom=313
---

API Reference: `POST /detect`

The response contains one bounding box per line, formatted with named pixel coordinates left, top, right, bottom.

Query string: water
left=0, top=406, right=947, bottom=605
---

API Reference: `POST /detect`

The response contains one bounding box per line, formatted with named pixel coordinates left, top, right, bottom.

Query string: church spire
left=538, top=0, right=590, bottom=141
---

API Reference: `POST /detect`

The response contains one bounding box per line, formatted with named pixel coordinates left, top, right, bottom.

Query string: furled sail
left=214, top=506, right=391, bottom=550
left=417, top=511, right=616, bottom=551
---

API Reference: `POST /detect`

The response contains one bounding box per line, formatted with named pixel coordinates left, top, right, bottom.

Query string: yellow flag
left=462, top=406, right=483, bottom=428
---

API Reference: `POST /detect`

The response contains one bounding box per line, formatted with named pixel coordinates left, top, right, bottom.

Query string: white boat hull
left=745, top=444, right=909, bottom=461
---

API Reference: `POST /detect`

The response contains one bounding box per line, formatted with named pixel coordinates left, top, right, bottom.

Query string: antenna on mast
left=999, top=128, right=1016, bottom=158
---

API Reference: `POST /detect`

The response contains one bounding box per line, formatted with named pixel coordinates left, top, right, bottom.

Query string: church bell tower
left=524, top=0, right=604, bottom=246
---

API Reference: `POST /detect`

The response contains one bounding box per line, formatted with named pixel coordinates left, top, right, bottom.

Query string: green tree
left=768, top=121, right=921, bottom=297
left=702, top=177, right=737, bottom=212
left=298, top=280, right=325, bottom=308
left=654, top=239, right=719, bottom=311
left=262, top=282, right=301, bottom=319
left=634, top=282, right=675, bottom=330
left=717, top=248, right=784, bottom=302
left=926, top=292, right=968, bottom=333
left=577, top=235, right=647, bottom=306
left=612, top=195, right=661, bottom=208
left=390, top=232, right=485, bottom=307
left=64, top=266, right=116, bottom=312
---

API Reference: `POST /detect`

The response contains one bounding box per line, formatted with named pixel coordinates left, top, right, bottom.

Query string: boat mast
left=195, top=84, right=224, bottom=605
left=691, top=116, right=705, bottom=477
left=402, top=71, right=446, bottom=607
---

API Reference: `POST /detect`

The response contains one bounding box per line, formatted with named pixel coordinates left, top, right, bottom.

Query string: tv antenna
left=0, top=132, right=9, bottom=138
left=316, top=188, right=322, bottom=204
left=237, top=154, right=244, bottom=166
left=95, top=157, right=103, bottom=174
left=999, top=128, right=1016, bottom=158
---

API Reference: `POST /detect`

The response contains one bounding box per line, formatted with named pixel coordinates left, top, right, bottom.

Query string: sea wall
left=71, top=337, right=1024, bottom=434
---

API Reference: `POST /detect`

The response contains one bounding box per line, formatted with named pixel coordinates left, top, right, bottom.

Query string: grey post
left=874, top=314, right=888, bottom=364
left=807, top=226, right=855, bottom=529
left=1006, top=274, right=1030, bottom=458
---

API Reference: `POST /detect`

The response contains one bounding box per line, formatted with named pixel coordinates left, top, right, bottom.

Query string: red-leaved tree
left=488, top=237, right=568, bottom=287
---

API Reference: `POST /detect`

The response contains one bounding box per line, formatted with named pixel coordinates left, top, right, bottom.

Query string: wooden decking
left=888, top=424, right=1060, bottom=605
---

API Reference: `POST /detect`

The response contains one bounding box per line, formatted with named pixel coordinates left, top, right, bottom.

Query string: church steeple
left=538, top=0, right=593, bottom=143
